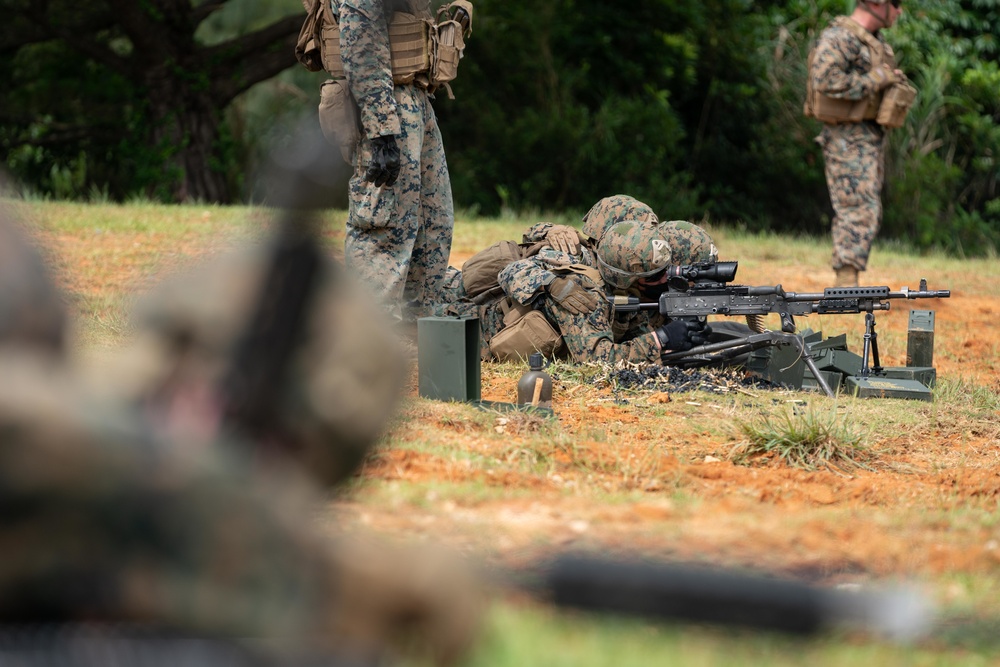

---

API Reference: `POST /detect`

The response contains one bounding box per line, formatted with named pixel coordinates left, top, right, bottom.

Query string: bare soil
left=38, top=223, right=1000, bottom=600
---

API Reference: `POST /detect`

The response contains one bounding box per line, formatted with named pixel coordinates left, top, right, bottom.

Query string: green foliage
left=2, top=0, right=998, bottom=257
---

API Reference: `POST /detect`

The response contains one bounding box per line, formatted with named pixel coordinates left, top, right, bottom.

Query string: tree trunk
left=148, top=92, right=230, bottom=203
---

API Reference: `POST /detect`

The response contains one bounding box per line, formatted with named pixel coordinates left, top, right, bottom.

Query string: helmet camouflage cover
left=596, top=219, right=718, bottom=291
left=580, top=195, right=659, bottom=243
left=116, top=236, right=406, bottom=487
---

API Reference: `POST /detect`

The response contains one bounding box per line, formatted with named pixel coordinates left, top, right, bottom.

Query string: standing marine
left=805, top=0, right=913, bottom=287
left=298, top=0, right=474, bottom=322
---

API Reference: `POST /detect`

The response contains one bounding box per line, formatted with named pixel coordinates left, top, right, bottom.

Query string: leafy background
left=2, top=0, right=997, bottom=255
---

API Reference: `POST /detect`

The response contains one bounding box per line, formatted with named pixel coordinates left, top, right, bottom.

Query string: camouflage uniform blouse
left=810, top=22, right=888, bottom=106
left=497, top=240, right=665, bottom=366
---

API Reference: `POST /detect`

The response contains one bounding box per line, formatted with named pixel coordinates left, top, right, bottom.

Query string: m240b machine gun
left=608, top=261, right=951, bottom=398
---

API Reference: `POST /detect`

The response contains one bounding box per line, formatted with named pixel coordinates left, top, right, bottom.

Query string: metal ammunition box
left=881, top=366, right=937, bottom=388
left=812, top=347, right=864, bottom=377
left=747, top=340, right=806, bottom=389
left=417, top=316, right=481, bottom=402
left=844, top=376, right=933, bottom=401
left=806, top=333, right=849, bottom=353
left=906, top=310, right=935, bottom=368
left=802, top=369, right=844, bottom=394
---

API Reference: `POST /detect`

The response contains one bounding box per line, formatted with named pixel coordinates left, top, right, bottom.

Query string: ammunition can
left=906, top=310, right=935, bottom=368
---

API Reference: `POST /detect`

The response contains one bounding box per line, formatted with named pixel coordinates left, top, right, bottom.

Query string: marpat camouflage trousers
left=345, top=85, right=454, bottom=318
left=818, top=122, right=885, bottom=272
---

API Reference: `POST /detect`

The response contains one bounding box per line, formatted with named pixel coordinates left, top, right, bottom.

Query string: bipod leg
left=791, top=333, right=835, bottom=398
left=860, top=313, right=883, bottom=379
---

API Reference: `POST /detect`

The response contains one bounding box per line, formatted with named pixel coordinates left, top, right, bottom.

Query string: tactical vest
left=804, top=16, right=897, bottom=125
left=295, top=0, right=472, bottom=97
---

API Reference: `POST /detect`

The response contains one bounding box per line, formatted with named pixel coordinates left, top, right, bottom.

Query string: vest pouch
left=876, top=82, right=917, bottom=129
left=389, top=13, right=431, bottom=84
left=810, top=93, right=876, bottom=124
left=320, top=21, right=345, bottom=77
left=431, top=20, right=465, bottom=89
left=318, top=79, right=361, bottom=165
left=295, top=0, right=324, bottom=72
left=489, top=304, right=563, bottom=362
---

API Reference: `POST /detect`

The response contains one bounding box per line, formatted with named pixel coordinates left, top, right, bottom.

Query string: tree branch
left=210, top=30, right=302, bottom=104
left=18, top=4, right=133, bottom=75
left=192, top=0, right=235, bottom=26
left=200, top=13, right=304, bottom=67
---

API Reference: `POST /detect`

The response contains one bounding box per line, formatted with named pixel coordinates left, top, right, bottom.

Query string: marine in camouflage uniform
left=497, top=219, right=721, bottom=365
left=340, top=0, right=467, bottom=320
left=444, top=195, right=659, bottom=357
left=0, top=192, right=483, bottom=665
left=809, top=0, right=905, bottom=286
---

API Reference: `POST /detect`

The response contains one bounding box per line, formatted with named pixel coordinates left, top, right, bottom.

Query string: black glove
left=364, top=135, right=401, bottom=187
left=655, top=319, right=712, bottom=353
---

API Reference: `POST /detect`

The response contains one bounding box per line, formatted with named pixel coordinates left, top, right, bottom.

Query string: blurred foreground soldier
left=805, top=0, right=913, bottom=287
left=110, top=227, right=406, bottom=487
left=298, top=0, right=474, bottom=323
left=0, top=198, right=484, bottom=665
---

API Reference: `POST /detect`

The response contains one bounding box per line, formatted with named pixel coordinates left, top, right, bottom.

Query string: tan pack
left=294, top=0, right=327, bottom=73
left=804, top=16, right=898, bottom=125
left=460, top=239, right=544, bottom=303
left=876, top=81, right=917, bottom=128
left=488, top=300, right=563, bottom=362
left=318, top=79, right=361, bottom=164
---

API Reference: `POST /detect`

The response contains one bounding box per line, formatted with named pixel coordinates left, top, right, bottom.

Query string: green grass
left=11, top=199, right=1000, bottom=665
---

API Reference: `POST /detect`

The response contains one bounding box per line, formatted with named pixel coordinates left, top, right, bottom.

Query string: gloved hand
left=548, top=276, right=599, bottom=315
left=364, top=135, right=401, bottom=187
left=655, top=319, right=712, bottom=353
left=544, top=225, right=582, bottom=256
left=869, top=65, right=899, bottom=91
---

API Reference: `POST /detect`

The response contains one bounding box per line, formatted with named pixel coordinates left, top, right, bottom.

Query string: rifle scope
left=666, top=260, right=738, bottom=284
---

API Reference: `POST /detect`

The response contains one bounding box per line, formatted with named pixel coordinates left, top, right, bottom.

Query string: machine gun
left=607, top=261, right=951, bottom=398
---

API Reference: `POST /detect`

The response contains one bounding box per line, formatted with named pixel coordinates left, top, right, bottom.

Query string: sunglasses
left=890, top=0, right=902, bottom=7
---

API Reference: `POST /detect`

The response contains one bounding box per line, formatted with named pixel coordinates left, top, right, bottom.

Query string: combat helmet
left=581, top=195, right=658, bottom=244
left=596, top=219, right=718, bottom=291
left=117, top=232, right=406, bottom=487
left=0, top=182, right=68, bottom=355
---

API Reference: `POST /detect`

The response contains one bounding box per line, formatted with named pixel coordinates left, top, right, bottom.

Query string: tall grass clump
left=731, top=407, right=871, bottom=472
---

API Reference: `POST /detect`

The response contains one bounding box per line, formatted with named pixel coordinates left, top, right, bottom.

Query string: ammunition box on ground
left=906, top=310, right=936, bottom=368
left=747, top=340, right=806, bottom=389
left=806, top=333, right=849, bottom=353
left=844, top=375, right=933, bottom=401
left=802, top=369, right=844, bottom=394
left=812, top=347, right=864, bottom=377
left=417, top=316, right=481, bottom=402
left=880, top=366, right=937, bottom=388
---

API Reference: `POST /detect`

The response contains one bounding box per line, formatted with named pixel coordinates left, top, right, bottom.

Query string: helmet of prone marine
left=596, top=220, right=718, bottom=291
left=116, top=238, right=406, bottom=487
left=580, top=195, right=659, bottom=244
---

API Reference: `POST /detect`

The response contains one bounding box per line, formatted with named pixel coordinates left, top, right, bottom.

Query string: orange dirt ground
left=37, top=225, right=1000, bottom=594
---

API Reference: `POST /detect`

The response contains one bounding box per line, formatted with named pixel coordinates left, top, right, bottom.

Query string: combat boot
left=835, top=266, right=859, bottom=287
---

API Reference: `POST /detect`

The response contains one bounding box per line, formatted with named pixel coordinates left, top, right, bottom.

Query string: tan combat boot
left=835, top=266, right=859, bottom=287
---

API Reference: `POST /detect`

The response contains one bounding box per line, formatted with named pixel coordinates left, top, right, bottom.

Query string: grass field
left=12, top=199, right=1000, bottom=665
